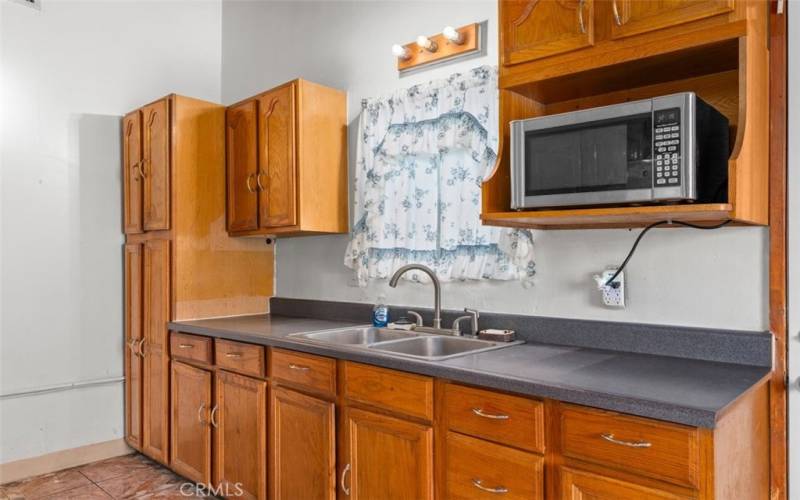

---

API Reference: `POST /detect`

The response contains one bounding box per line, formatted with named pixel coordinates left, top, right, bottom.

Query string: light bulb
left=442, top=26, right=463, bottom=44
left=416, top=35, right=437, bottom=52
left=391, top=44, right=410, bottom=60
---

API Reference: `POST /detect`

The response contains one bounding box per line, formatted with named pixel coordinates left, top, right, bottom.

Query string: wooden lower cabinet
left=341, top=406, right=433, bottom=500
left=124, top=243, right=143, bottom=450
left=142, top=344, right=170, bottom=464
left=270, top=387, right=335, bottom=500
left=560, top=467, right=693, bottom=499
left=170, top=361, right=212, bottom=484
left=214, top=370, right=267, bottom=500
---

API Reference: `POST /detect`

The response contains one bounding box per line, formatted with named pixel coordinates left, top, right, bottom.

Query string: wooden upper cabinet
left=270, top=387, right=335, bottom=500
left=226, top=79, right=347, bottom=237
left=214, top=370, right=267, bottom=500
left=123, top=111, right=143, bottom=234
left=257, top=84, right=297, bottom=229
left=226, top=100, right=259, bottom=233
left=610, top=0, right=735, bottom=39
left=141, top=98, right=170, bottom=231
left=170, top=361, right=212, bottom=485
left=342, top=407, right=433, bottom=500
left=501, top=0, right=595, bottom=66
left=124, top=243, right=143, bottom=450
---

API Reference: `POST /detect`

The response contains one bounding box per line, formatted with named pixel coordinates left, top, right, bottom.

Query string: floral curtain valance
left=344, top=66, right=535, bottom=286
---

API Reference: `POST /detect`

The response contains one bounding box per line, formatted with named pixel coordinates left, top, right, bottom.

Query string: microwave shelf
left=481, top=203, right=734, bottom=230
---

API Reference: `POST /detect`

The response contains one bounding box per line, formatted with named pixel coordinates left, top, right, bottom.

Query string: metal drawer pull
left=197, top=403, right=206, bottom=424
left=472, top=408, right=510, bottom=420
left=225, top=352, right=243, bottom=358
left=340, top=463, right=351, bottom=496
left=288, top=363, right=310, bottom=371
left=210, top=404, right=220, bottom=428
left=178, top=344, right=194, bottom=349
left=601, top=433, right=652, bottom=448
left=472, top=479, right=508, bottom=494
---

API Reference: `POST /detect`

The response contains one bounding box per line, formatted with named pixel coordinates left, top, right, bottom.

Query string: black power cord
left=604, top=219, right=733, bottom=287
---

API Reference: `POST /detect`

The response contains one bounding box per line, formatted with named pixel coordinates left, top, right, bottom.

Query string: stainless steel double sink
left=290, top=326, right=522, bottom=361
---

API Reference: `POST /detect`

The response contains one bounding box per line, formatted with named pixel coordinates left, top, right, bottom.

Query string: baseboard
left=0, top=438, right=133, bottom=484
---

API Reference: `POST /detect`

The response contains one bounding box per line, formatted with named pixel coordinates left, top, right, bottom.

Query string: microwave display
left=524, top=113, right=652, bottom=197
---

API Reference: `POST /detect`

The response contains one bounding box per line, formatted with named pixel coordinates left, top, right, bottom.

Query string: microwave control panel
left=654, top=108, right=681, bottom=187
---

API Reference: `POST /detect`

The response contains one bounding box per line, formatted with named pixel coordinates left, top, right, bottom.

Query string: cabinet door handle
left=178, top=344, right=194, bottom=349
left=340, top=463, right=351, bottom=496
left=577, top=0, right=586, bottom=34
left=197, top=403, right=207, bottom=424
left=472, top=479, right=508, bottom=494
left=246, top=173, right=256, bottom=193
left=137, top=159, right=148, bottom=179
left=128, top=338, right=138, bottom=353
left=601, top=433, right=652, bottom=448
left=256, top=171, right=267, bottom=191
left=210, top=404, right=220, bottom=428
left=472, top=408, right=509, bottom=420
left=288, top=363, right=310, bottom=371
left=137, top=338, right=146, bottom=357
left=612, top=0, right=623, bottom=26
left=225, top=352, right=243, bottom=358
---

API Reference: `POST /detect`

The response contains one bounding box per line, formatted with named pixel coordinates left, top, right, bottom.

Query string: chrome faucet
left=389, top=264, right=442, bottom=329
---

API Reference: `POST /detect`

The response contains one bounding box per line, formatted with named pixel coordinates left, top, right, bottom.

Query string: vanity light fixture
left=392, top=22, right=482, bottom=73
left=442, top=26, right=464, bottom=44
left=392, top=44, right=411, bottom=61
left=416, top=35, right=438, bottom=52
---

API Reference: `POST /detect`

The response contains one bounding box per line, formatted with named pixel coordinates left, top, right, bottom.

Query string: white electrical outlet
left=593, top=268, right=626, bottom=308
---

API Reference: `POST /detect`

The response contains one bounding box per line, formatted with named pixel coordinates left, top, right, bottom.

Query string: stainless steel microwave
left=509, top=92, right=729, bottom=210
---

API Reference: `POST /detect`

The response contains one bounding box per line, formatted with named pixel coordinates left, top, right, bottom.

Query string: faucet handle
left=451, top=315, right=473, bottom=336
left=463, top=308, right=480, bottom=336
left=407, top=310, right=423, bottom=327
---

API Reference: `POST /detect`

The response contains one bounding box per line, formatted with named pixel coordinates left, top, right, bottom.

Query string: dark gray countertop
left=169, top=314, right=770, bottom=428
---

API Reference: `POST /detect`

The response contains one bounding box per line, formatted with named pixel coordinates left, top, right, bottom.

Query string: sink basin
left=369, top=335, right=522, bottom=361
left=292, top=326, right=419, bottom=345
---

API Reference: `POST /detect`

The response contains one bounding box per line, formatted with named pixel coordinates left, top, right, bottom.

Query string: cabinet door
left=226, top=101, right=259, bottom=232
left=501, top=0, right=594, bottom=66
left=141, top=98, right=170, bottom=231
left=124, top=243, right=143, bottom=450
left=257, top=84, right=297, bottom=228
left=142, top=344, right=170, bottom=464
left=610, top=0, right=734, bottom=39
left=143, top=239, right=170, bottom=350
left=170, top=361, right=212, bottom=484
left=214, top=370, right=267, bottom=500
left=560, top=468, right=692, bottom=499
left=270, top=387, right=335, bottom=500
left=123, top=111, right=143, bottom=234
left=342, top=407, right=433, bottom=500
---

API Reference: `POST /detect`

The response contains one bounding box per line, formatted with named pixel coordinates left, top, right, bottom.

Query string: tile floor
left=0, top=453, right=214, bottom=499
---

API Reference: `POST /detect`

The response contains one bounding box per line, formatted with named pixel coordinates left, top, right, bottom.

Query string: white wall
left=0, top=0, right=222, bottom=464
left=221, top=0, right=767, bottom=331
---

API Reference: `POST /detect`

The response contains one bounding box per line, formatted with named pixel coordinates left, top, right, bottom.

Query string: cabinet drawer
left=446, top=432, right=543, bottom=499
left=269, top=348, right=336, bottom=396
left=215, top=339, right=265, bottom=377
left=444, top=384, right=544, bottom=453
left=170, top=332, right=212, bottom=365
left=560, top=405, right=700, bottom=488
left=343, top=362, right=433, bottom=421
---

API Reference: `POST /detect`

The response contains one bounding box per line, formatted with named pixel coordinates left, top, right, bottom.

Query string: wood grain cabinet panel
left=170, top=361, right=212, bottom=484
left=122, top=111, right=143, bottom=234
left=342, top=407, right=433, bottom=500
left=214, top=370, right=267, bottom=500
left=226, top=100, right=259, bottom=232
left=215, top=339, right=265, bottom=378
left=560, top=467, right=693, bottom=499
left=124, top=243, right=143, bottom=450
left=141, top=98, right=170, bottom=231
left=257, top=84, right=297, bottom=229
left=170, top=332, right=212, bottom=365
left=560, top=405, right=700, bottom=488
left=443, top=383, right=545, bottom=453
left=144, top=239, right=170, bottom=349
left=270, top=387, right=335, bottom=500
left=445, top=431, right=544, bottom=500
left=610, top=0, right=735, bottom=40
left=142, top=344, right=170, bottom=464
left=343, top=362, right=433, bottom=421
left=501, top=0, right=595, bottom=66
left=269, top=348, right=336, bottom=397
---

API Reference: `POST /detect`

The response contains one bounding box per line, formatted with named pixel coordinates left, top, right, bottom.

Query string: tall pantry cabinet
left=122, top=95, right=274, bottom=464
